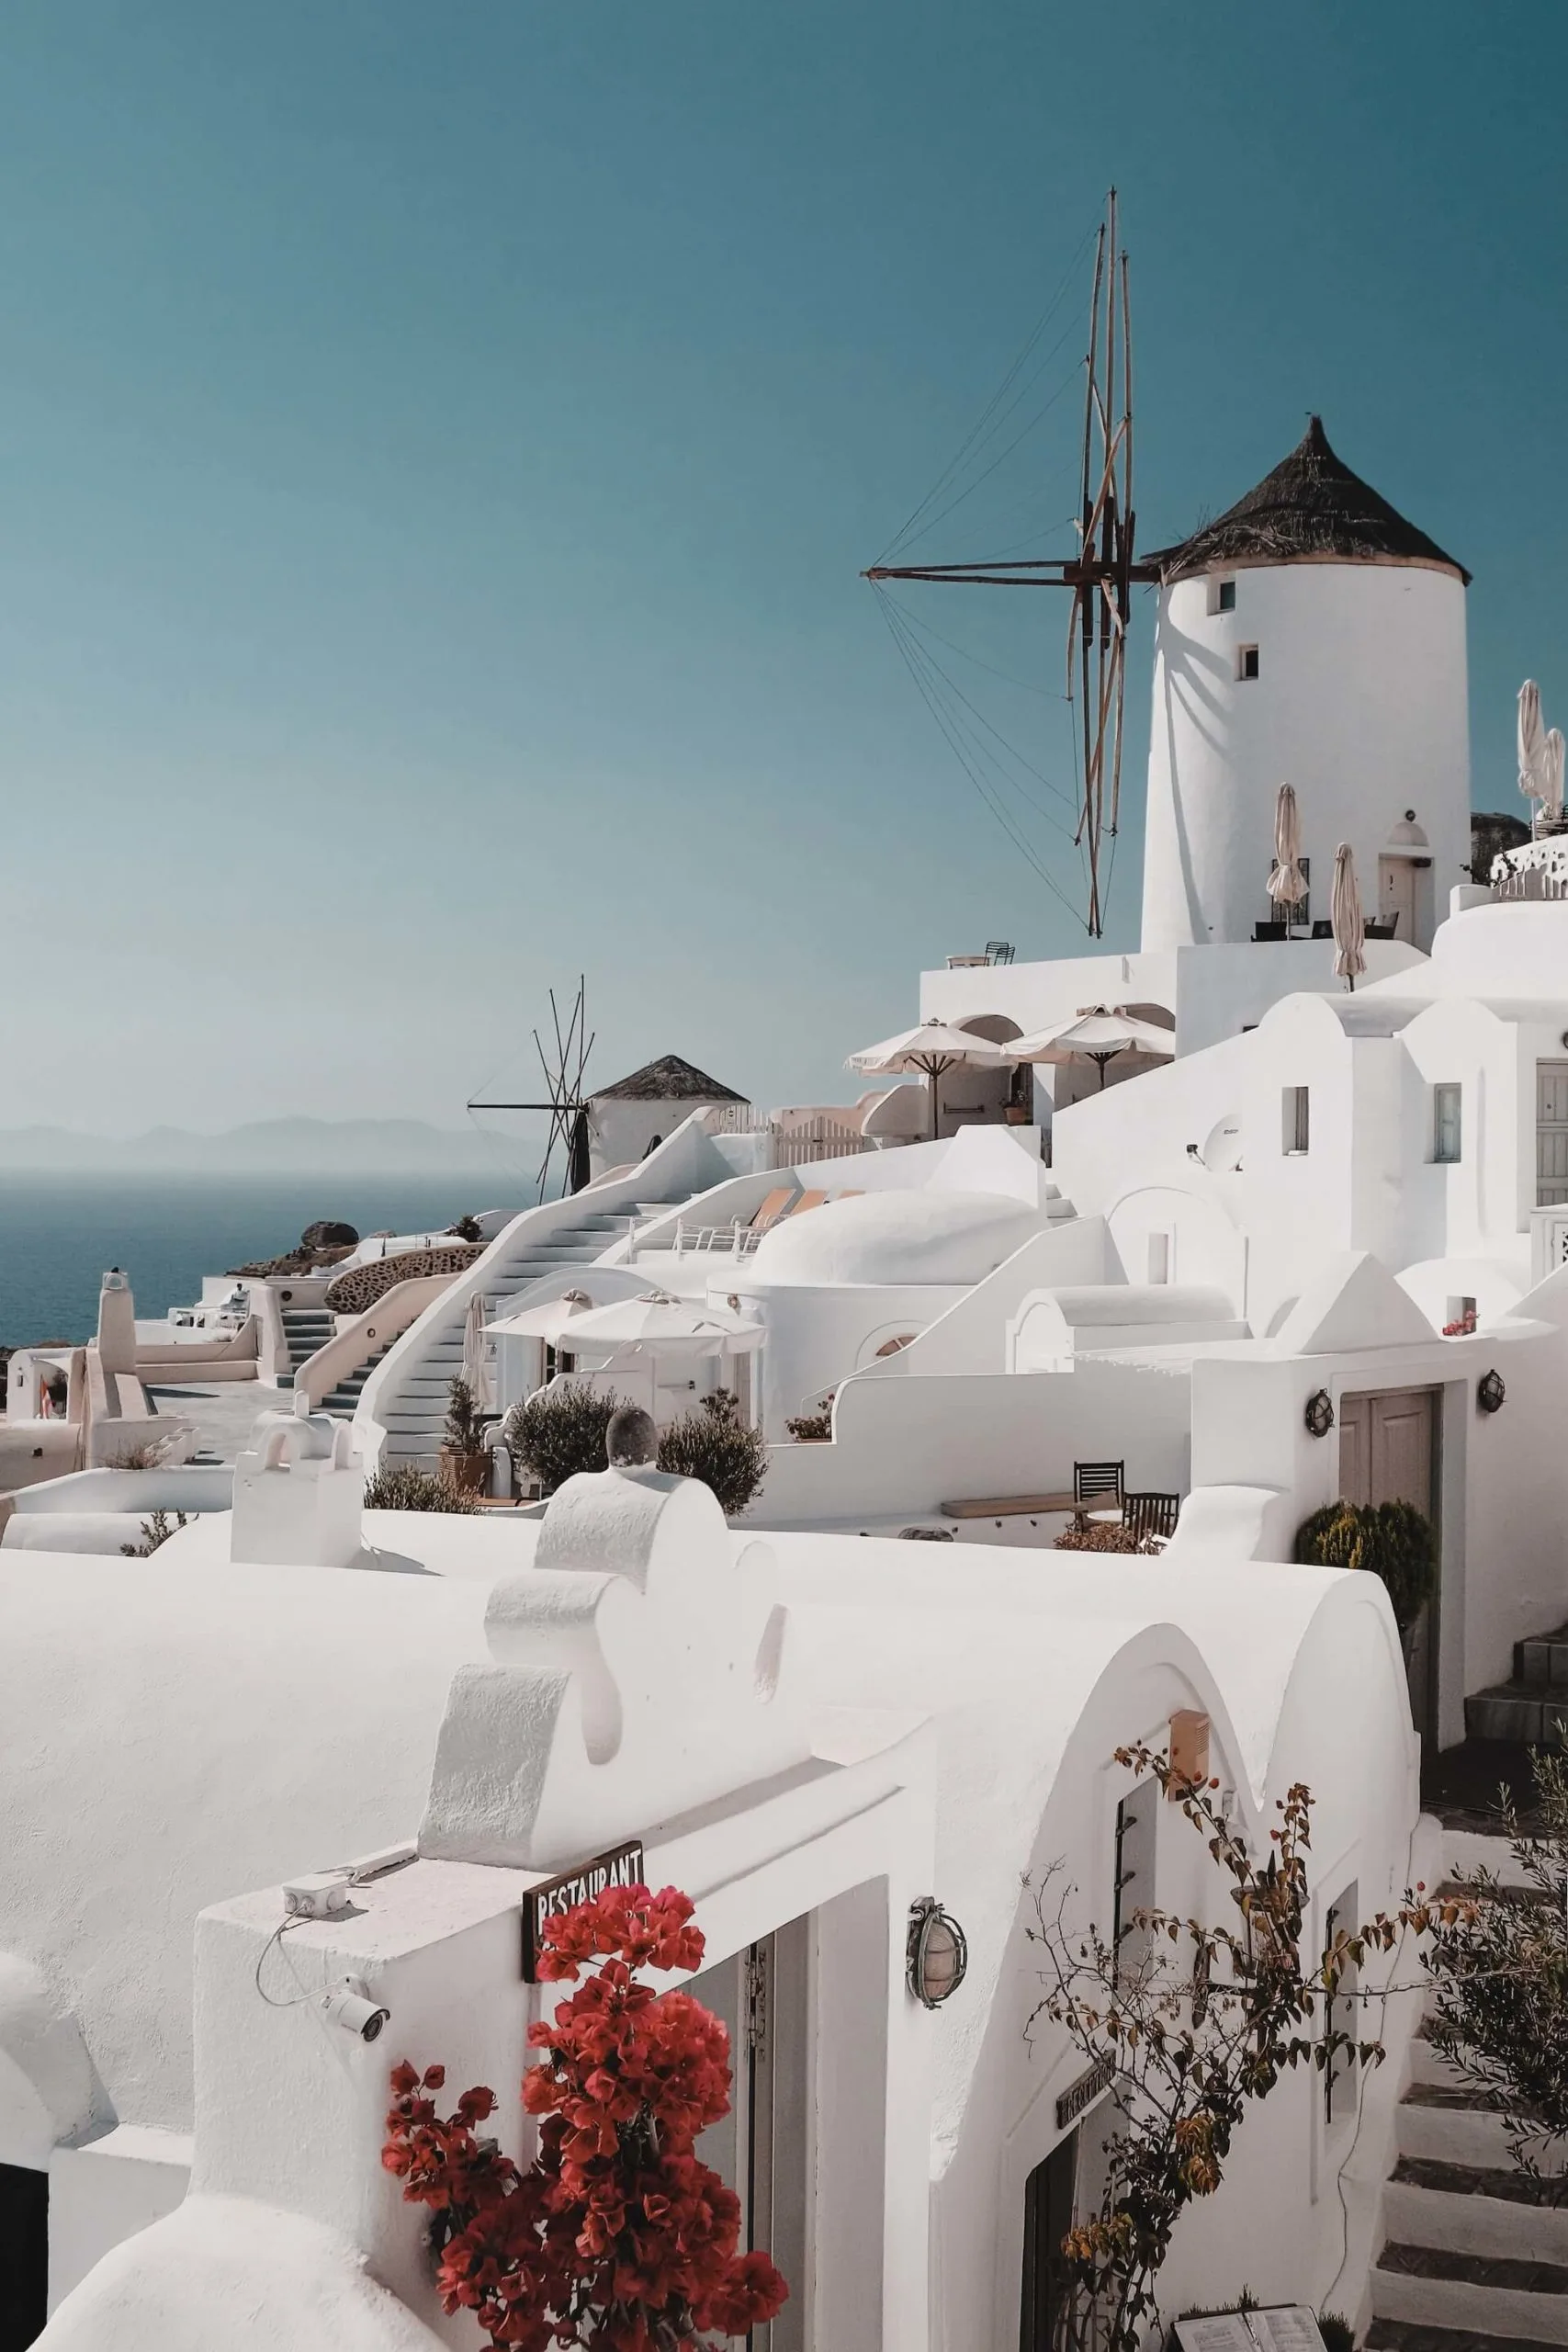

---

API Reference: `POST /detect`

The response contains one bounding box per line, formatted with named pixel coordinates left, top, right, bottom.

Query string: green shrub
left=363, top=1463, right=480, bottom=1513
left=657, top=1390, right=768, bottom=1517
left=503, top=1382, right=620, bottom=1496
left=444, top=1374, right=485, bottom=1453
left=1318, top=2319, right=1354, bottom=2352
left=1294, top=1497, right=1437, bottom=1632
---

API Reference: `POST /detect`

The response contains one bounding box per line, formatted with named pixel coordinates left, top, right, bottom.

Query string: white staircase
left=361, top=1191, right=690, bottom=1467
left=1370, top=1823, right=1567, bottom=2351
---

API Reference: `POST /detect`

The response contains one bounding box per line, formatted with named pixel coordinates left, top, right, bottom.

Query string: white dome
left=748, top=1190, right=1038, bottom=1287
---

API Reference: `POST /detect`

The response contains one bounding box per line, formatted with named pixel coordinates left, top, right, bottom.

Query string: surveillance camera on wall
left=319, top=1977, right=390, bottom=2042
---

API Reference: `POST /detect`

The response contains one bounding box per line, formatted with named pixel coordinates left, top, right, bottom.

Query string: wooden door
left=1020, top=2132, right=1077, bottom=2351
left=693, top=1928, right=808, bottom=2352
left=1339, top=1387, right=1438, bottom=1736
left=1379, top=856, right=1416, bottom=944
left=1539, top=1062, right=1568, bottom=1205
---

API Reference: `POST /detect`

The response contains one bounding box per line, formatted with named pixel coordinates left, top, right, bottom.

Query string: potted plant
left=439, top=1376, right=490, bottom=1498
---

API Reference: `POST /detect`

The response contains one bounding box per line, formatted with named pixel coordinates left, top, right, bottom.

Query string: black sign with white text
left=520, top=1840, right=646, bottom=1982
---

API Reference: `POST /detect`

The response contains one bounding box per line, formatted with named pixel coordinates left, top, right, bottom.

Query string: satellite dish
left=1200, top=1114, right=1243, bottom=1174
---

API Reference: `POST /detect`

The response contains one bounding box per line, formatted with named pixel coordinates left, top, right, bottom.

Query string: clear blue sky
left=5, top=0, right=1563, bottom=1142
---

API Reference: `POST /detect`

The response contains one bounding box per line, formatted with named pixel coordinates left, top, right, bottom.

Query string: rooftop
left=591, top=1053, right=747, bottom=1104
left=1151, top=415, right=1469, bottom=584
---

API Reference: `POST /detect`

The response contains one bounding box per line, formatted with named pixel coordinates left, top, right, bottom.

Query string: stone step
left=1371, top=2240, right=1568, bottom=2345
left=1465, top=1686, right=1568, bottom=1747
left=1407, top=2036, right=1470, bottom=2091
left=1370, top=2321, right=1568, bottom=2352
left=1398, top=2085, right=1522, bottom=2172
left=1516, top=1627, right=1568, bottom=1690
left=1387, top=2157, right=1568, bottom=2266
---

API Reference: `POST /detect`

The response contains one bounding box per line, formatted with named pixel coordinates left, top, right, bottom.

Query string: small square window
left=1433, top=1082, right=1462, bottom=1163
left=1238, top=644, right=1260, bottom=682
left=1217, top=579, right=1236, bottom=612
left=1282, top=1085, right=1309, bottom=1155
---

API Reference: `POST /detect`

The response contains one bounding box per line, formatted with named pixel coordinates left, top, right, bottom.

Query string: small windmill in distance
left=467, top=978, right=595, bottom=1201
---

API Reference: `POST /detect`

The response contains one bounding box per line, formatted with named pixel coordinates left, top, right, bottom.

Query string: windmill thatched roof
left=1150, top=416, right=1469, bottom=584
left=591, top=1054, right=748, bottom=1104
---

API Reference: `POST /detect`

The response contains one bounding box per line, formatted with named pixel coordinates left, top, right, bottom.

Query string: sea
left=0, top=1173, right=526, bottom=1348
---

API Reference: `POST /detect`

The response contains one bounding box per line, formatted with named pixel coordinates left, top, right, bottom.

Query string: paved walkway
left=147, top=1381, right=283, bottom=1466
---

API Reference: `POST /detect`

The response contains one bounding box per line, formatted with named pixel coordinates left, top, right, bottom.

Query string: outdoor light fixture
left=906, top=1897, right=968, bottom=2008
left=1477, top=1369, right=1506, bottom=1415
left=1304, top=1389, right=1335, bottom=1439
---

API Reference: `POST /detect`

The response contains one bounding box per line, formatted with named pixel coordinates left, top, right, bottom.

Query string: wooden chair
left=1073, top=1459, right=1124, bottom=1510
left=734, top=1187, right=804, bottom=1256
left=1122, top=1491, right=1180, bottom=1545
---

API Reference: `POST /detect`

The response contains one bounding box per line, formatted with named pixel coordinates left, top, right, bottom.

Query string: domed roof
left=747, top=1189, right=1038, bottom=1288
left=1151, top=417, right=1468, bottom=585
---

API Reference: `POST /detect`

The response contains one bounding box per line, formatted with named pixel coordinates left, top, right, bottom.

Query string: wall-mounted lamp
left=1477, top=1369, right=1506, bottom=1415
left=907, top=1898, right=968, bottom=2008
left=1304, top=1389, right=1335, bottom=1439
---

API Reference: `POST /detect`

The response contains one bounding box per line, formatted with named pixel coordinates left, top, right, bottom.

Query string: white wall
left=752, top=1360, right=1191, bottom=1527
left=1141, top=560, right=1470, bottom=953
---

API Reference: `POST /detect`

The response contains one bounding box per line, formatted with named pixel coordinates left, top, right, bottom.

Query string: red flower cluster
left=383, top=1884, right=787, bottom=2349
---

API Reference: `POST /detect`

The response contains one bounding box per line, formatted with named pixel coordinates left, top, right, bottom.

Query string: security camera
left=319, top=1977, right=390, bottom=2042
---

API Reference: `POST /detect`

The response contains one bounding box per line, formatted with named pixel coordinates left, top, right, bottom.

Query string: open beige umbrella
left=1011, top=1005, right=1176, bottom=1091
left=485, top=1288, right=594, bottom=1346
left=564, top=1291, right=763, bottom=1356
left=846, top=1018, right=1010, bottom=1140
left=1266, top=782, right=1306, bottom=911
left=1520, top=681, right=1550, bottom=813
left=1331, top=842, right=1365, bottom=990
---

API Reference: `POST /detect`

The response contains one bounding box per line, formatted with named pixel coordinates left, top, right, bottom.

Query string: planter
left=439, top=1445, right=490, bottom=1498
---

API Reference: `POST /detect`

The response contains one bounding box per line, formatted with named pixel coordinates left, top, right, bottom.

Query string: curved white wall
left=1140, top=560, right=1470, bottom=953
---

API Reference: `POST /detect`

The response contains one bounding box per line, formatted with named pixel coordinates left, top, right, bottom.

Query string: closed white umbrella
left=1011, top=1005, right=1176, bottom=1091
left=1546, top=728, right=1565, bottom=820
left=1331, top=842, right=1365, bottom=990
left=1519, top=680, right=1549, bottom=808
left=1266, top=782, right=1306, bottom=910
left=846, top=1018, right=1010, bottom=1140
left=462, top=1289, right=492, bottom=1413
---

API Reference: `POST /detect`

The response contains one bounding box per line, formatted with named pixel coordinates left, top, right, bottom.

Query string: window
left=1112, top=1779, right=1157, bottom=1985
left=1217, top=578, right=1236, bottom=612
left=1433, top=1082, right=1462, bottom=1163
left=1237, top=644, right=1260, bottom=682
left=1325, top=1883, right=1359, bottom=2127
left=1146, top=1232, right=1171, bottom=1284
left=1282, top=1086, right=1310, bottom=1156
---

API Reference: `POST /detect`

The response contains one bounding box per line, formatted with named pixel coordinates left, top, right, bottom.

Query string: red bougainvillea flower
left=382, top=1883, right=787, bottom=2349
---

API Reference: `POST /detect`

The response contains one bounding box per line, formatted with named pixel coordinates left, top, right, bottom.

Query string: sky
left=4, top=1, right=1566, bottom=1149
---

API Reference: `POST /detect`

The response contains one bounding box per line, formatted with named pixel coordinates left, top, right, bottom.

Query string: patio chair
left=1252, top=920, right=1286, bottom=943
left=679, top=1186, right=794, bottom=1260
left=734, top=1187, right=807, bottom=1257
left=1122, top=1491, right=1180, bottom=1546
left=1073, top=1459, right=1124, bottom=1510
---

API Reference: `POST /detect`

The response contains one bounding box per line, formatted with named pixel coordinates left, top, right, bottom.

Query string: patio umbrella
left=563, top=1290, right=764, bottom=1356
left=1546, top=729, right=1566, bottom=821
left=846, top=1018, right=1010, bottom=1140
left=1010, top=1006, right=1176, bottom=1091
left=1266, top=782, right=1306, bottom=910
left=485, top=1288, right=594, bottom=1346
left=1331, top=842, right=1365, bottom=990
left=1519, top=680, right=1550, bottom=808
left=462, top=1288, right=492, bottom=1413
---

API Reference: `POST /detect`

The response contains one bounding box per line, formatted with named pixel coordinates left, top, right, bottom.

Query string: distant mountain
left=0, top=1118, right=517, bottom=1173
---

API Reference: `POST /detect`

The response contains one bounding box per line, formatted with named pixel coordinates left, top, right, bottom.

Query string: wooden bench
left=939, top=1491, right=1077, bottom=1521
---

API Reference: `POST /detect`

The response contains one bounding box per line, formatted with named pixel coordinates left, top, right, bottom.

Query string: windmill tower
left=1138, top=417, right=1471, bottom=956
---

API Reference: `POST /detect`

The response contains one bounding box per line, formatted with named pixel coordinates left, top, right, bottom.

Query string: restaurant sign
left=1055, top=2054, right=1113, bottom=2132
left=520, top=1839, right=645, bottom=1981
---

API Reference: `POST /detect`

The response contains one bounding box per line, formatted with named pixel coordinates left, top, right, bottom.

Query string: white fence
left=703, top=1107, right=872, bottom=1166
